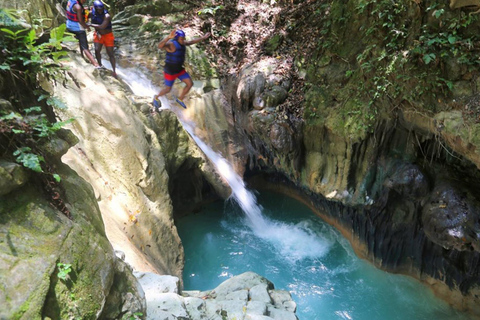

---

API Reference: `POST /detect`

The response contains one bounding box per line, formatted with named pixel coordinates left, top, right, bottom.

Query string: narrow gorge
left=1, top=0, right=480, bottom=319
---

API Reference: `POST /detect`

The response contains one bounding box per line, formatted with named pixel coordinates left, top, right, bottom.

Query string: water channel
left=177, top=191, right=471, bottom=320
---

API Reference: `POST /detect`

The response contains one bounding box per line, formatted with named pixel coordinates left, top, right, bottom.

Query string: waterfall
left=113, top=65, right=268, bottom=229
left=161, top=97, right=270, bottom=232
left=118, top=66, right=331, bottom=261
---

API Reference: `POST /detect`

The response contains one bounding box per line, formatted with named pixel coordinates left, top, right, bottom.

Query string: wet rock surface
left=422, top=179, right=480, bottom=252
left=136, top=271, right=298, bottom=320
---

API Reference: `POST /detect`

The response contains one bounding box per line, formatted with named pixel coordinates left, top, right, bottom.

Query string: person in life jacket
left=152, top=29, right=211, bottom=110
left=87, top=0, right=117, bottom=78
left=65, top=0, right=99, bottom=68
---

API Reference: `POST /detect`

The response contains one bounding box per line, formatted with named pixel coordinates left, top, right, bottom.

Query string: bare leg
left=178, top=77, right=193, bottom=101
left=94, top=42, right=103, bottom=67
left=79, top=42, right=84, bottom=58
left=154, top=85, right=172, bottom=99
left=105, top=46, right=116, bottom=77
left=82, top=48, right=100, bottom=67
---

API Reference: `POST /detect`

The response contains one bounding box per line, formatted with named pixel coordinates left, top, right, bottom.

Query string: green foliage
left=198, top=5, right=224, bottom=16
left=0, top=106, right=73, bottom=177
left=122, top=312, right=144, bottom=320
left=0, top=9, right=74, bottom=183
left=320, top=0, right=480, bottom=132
left=411, top=5, right=479, bottom=71
left=13, top=147, right=44, bottom=173
left=57, top=262, right=72, bottom=281
left=1, top=21, right=72, bottom=83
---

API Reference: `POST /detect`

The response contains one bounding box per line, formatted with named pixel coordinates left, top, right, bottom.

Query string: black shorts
left=68, top=29, right=89, bottom=51
left=164, top=62, right=184, bottom=75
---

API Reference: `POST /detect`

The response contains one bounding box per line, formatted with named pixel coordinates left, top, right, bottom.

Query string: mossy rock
left=187, top=45, right=218, bottom=79
left=0, top=160, right=29, bottom=196
left=139, top=20, right=166, bottom=32
left=265, top=34, right=283, bottom=56
left=0, top=165, right=131, bottom=319
left=120, top=3, right=174, bottom=17
left=303, top=85, right=332, bottom=125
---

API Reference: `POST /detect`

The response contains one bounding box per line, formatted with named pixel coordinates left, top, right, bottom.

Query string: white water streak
left=166, top=99, right=269, bottom=231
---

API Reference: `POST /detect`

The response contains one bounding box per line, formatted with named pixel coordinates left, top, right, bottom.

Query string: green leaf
left=53, top=173, right=61, bottom=182
left=0, top=27, right=15, bottom=36
left=37, top=94, right=49, bottom=102
left=24, top=29, right=36, bottom=46
left=46, top=96, right=67, bottom=109
left=423, top=53, right=435, bottom=65
left=448, top=35, right=456, bottom=44
left=57, top=263, right=72, bottom=281
left=434, top=9, right=444, bottom=19
left=12, top=129, right=25, bottom=134
left=51, top=51, right=68, bottom=61
left=25, top=106, right=42, bottom=114
left=0, top=112, right=22, bottom=120
left=14, top=147, right=44, bottom=172
left=0, top=64, right=11, bottom=70
left=50, top=24, right=66, bottom=42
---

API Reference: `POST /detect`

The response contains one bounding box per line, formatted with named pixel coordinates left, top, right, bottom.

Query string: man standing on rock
left=65, top=0, right=99, bottom=68
left=153, top=29, right=211, bottom=110
left=88, top=0, right=117, bottom=78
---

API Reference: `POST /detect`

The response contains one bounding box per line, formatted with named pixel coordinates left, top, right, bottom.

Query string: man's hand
left=168, top=29, right=177, bottom=40
left=203, top=32, right=211, bottom=40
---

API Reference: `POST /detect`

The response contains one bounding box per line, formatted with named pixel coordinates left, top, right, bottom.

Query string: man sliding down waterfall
left=152, top=29, right=211, bottom=111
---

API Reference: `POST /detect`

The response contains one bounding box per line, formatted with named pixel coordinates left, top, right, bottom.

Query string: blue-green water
left=177, top=191, right=471, bottom=320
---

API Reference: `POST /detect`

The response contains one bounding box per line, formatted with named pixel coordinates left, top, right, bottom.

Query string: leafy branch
left=0, top=9, right=75, bottom=217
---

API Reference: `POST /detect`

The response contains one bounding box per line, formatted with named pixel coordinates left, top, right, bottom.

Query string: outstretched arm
left=158, top=29, right=176, bottom=52
left=185, top=32, right=211, bottom=46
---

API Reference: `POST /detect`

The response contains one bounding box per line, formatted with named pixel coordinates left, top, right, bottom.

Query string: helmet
left=93, top=0, right=104, bottom=8
left=175, top=30, right=186, bottom=39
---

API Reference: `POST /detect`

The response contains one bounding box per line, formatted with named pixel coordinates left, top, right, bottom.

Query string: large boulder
left=135, top=271, right=298, bottom=320
left=0, top=164, right=145, bottom=319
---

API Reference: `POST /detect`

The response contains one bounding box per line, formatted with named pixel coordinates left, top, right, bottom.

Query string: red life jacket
left=66, top=0, right=84, bottom=22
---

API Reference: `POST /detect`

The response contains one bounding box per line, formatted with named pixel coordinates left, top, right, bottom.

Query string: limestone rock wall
left=0, top=160, right=145, bottom=319
left=4, top=0, right=480, bottom=317
left=81, top=0, right=480, bottom=317
left=43, top=46, right=232, bottom=279
left=0, top=0, right=60, bottom=29
left=47, top=54, right=182, bottom=277
left=227, top=66, right=480, bottom=318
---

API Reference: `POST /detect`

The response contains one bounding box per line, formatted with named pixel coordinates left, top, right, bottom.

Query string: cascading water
left=116, top=64, right=331, bottom=262
left=171, top=108, right=332, bottom=261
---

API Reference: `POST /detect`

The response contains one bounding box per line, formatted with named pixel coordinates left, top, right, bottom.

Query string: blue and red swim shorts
left=164, top=69, right=191, bottom=87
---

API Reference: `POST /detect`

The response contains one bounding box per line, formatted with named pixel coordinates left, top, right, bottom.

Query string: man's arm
left=90, top=13, right=111, bottom=30
left=158, top=29, right=177, bottom=52
left=74, top=3, right=90, bottom=29
left=185, top=32, right=211, bottom=46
